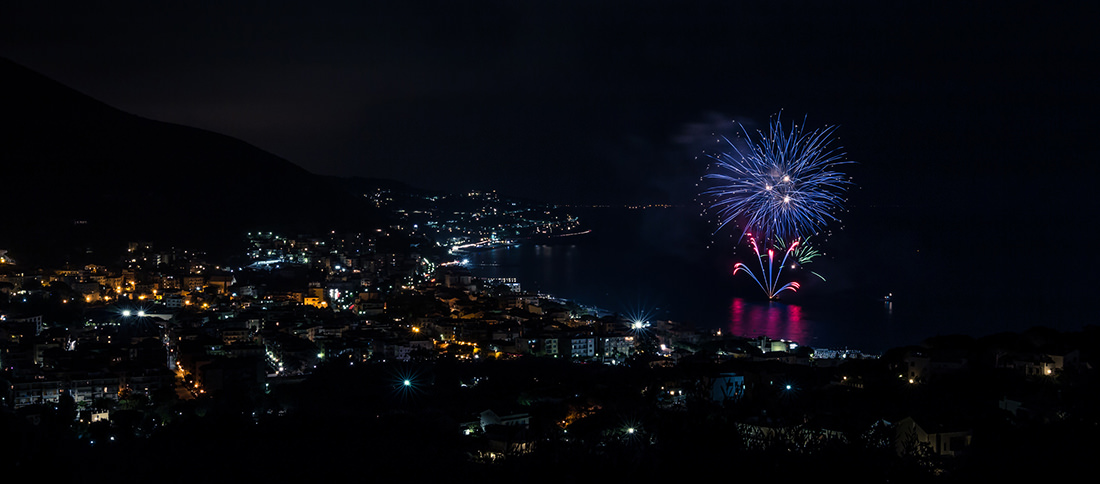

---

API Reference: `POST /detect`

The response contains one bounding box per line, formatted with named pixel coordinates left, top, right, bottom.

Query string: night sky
left=6, top=1, right=1097, bottom=209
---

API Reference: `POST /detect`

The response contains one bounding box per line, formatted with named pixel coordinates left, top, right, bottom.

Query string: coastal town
left=2, top=189, right=1096, bottom=481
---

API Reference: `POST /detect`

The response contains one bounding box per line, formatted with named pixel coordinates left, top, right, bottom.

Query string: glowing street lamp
left=393, top=367, right=423, bottom=402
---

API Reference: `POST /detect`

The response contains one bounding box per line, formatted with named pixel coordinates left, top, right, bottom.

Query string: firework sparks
left=732, top=233, right=801, bottom=299
left=776, top=236, right=826, bottom=281
left=702, top=113, right=852, bottom=298
left=703, top=113, right=851, bottom=242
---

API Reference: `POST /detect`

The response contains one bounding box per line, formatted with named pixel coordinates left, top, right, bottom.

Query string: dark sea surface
left=466, top=206, right=1098, bottom=353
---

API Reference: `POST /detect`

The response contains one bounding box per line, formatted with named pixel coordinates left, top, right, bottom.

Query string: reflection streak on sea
left=728, top=297, right=811, bottom=344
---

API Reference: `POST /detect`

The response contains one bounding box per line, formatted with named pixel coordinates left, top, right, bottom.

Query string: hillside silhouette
left=1, top=57, right=383, bottom=265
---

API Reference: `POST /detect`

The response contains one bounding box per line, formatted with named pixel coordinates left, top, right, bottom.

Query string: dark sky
left=3, top=0, right=1098, bottom=207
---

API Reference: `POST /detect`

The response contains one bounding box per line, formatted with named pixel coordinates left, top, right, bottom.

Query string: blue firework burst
left=703, top=114, right=852, bottom=242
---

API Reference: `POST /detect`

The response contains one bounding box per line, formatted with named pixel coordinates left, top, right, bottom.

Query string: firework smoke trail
left=703, top=113, right=851, bottom=242
left=732, top=234, right=801, bottom=299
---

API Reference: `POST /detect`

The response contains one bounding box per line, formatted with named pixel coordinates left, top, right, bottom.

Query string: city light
left=392, top=367, right=424, bottom=401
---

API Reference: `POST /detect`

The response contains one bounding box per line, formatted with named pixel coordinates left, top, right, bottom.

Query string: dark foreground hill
left=1, top=57, right=382, bottom=266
